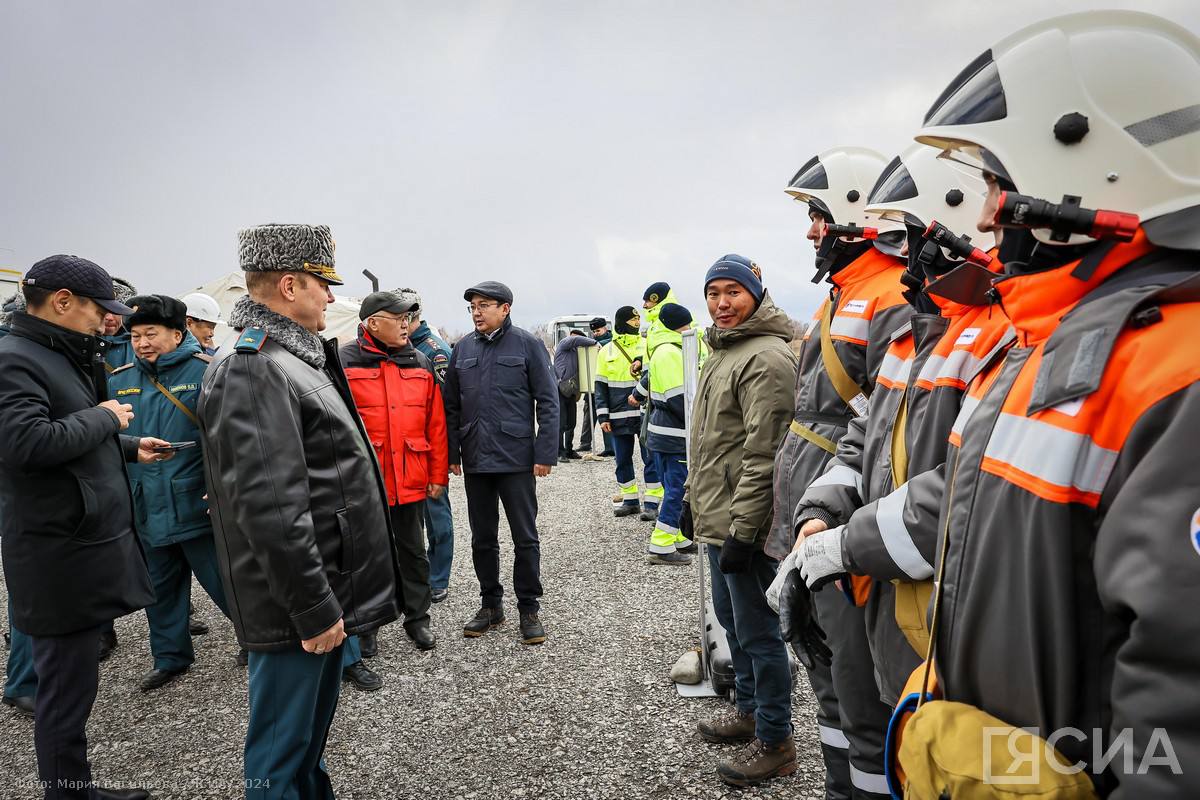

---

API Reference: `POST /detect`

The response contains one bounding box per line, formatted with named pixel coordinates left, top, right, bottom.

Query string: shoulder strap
left=108, top=362, right=135, bottom=375
left=612, top=338, right=636, bottom=365
left=819, top=302, right=870, bottom=417
left=889, top=388, right=910, bottom=487
left=234, top=328, right=268, bottom=353
left=148, top=376, right=200, bottom=427
left=192, top=352, right=213, bottom=364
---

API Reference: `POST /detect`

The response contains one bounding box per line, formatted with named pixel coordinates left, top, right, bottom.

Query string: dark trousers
left=145, top=535, right=230, bottom=671
left=245, top=644, right=345, bottom=800
left=389, top=501, right=431, bottom=632
left=31, top=624, right=103, bottom=800
left=463, top=471, right=543, bottom=614
left=707, top=547, right=792, bottom=746
left=558, top=391, right=578, bottom=452
left=424, top=491, right=454, bottom=592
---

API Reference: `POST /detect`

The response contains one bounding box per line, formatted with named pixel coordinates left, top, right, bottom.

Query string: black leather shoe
left=597, top=450, right=615, bottom=457
left=188, top=614, right=209, bottom=636
left=519, top=612, right=546, bottom=645
left=2, top=694, right=34, bottom=718
left=95, top=787, right=151, bottom=800
left=138, top=666, right=188, bottom=692
left=408, top=624, right=437, bottom=651
left=639, top=506, right=660, bottom=522
left=236, top=648, right=248, bottom=667
left=431, top=588, right=449, bottom=604
left=463, top=607, right=504, bottom=637
left=564, top=450, right=582, bottom=460
left=359, top=630, right=378, bottom=659
left=97, top=629, right=118, bottom=662
left=613, top=503, right=640, bottom=518
left=342, top=661, right=383, bottom=692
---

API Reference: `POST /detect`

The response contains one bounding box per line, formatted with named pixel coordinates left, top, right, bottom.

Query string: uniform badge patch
left=842, top=299, right=869, bottom=314
left=955, top=327, right=981, bottom=346
left=1191, top=508, right=1200, bottom=557
left=115, top=387, right=141, bottom=396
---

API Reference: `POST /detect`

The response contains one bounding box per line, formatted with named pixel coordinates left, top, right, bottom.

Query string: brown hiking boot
left=716, top=736, right=797, bottom=787
left=696, top=707, right=756, bottom=744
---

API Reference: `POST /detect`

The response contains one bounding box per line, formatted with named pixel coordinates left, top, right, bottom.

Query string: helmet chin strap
left=812, top=238, right=873, bottom=284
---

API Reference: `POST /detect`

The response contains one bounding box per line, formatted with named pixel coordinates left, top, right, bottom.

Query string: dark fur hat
left=128, top=294, right=188, bottom=332
left=238, top=224, right=343, bottom=285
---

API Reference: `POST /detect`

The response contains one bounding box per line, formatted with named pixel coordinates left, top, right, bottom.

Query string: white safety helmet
left=786, top=146, right=891, bottom=228
left=865, top=142, right=995, bottom=252
left=916, top=10, right=1200, bottom=247
left=181, top=292, right=221, bottom=324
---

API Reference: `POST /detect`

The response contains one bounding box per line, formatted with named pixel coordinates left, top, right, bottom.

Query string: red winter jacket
left=339, top=328, right=449, bottom=505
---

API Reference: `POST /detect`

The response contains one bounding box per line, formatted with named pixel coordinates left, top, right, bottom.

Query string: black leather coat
left=0, top=313, right=154, bottom=635
left=198, top=330, right=400, bottom=651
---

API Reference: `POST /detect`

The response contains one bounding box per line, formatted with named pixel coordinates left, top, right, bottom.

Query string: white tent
left=192, top=272, right=365, bottom=350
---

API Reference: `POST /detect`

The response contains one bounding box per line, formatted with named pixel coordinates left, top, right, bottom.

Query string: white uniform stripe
left=609, top=410, right=641, bottom=419
left=876, top=353, right=913, bottom=384
left=819, top=724, right=850, bottom=749
left=808, top=464, right=863, bottom=495
left=984, top=412, right=1119, bottom=495
left=607, top=379, right=638, bottom=388
left=918, top=349, right=986, bottom=386
left=645, top=482, right=663, bottom=491
left=618, top=480, right=636, bottom=489
left=875, top=484, right=933, bottom=580
left=648, top=423, right=686, bottom=438
left=830, top=315, right=871, bottom=341
left=950, top=394, right=981, bottom=438
left=850, top=765, right=891, bottom=795
left=655, top=522, right=680, bottom=535
left=662, top=385, right=685, bottom=399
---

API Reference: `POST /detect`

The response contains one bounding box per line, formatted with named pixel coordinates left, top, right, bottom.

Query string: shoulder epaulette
left=192, top=352, right=213, bottom=364
left=234, top=329, right=268, bottom=353
left=109, top=363, right=136, bottom=374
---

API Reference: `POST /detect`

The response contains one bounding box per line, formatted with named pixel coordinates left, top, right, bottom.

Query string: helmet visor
left=868, top=156, right=919, bottom=206
left=923, top=50, right=1007, bottom=128
left=935, top=146, right=1013, bottom=185
left=787, top=156, right=829, bottom=192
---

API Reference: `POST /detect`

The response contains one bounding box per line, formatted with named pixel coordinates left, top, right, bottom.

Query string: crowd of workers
left=1, top=8, right=1198, bottom=800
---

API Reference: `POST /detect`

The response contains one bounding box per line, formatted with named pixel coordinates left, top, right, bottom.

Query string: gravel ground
left=1, top=454, right=825, bottom=799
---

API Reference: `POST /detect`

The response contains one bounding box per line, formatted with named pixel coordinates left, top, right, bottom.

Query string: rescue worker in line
left=444, top=281, right=558, bottom=646
left=641, top=281, right=678, bottom=343
left=595, top=306, right=662, bottom=519
left=686, top=255, right=798, bottom=787
left=884, top=12, right=1200, bottom=797
left=181, top=291, right=222, bottom=355
left=199, top=224, right=403, bottom=796
left=767, top=146, right=911, bottom=800
left=631, top=302, right=704, bottom=564
left=341, top=291, right=446, bottom=655
left=585, top=316, right=614, bottom=456
left=108, top=294, right=235, bottom=692
left=393, top=287, right=455, bottom=604
left=777, top=143, right=1005, bottom=711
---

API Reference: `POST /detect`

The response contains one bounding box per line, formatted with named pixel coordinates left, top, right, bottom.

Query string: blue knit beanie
left=658, top=303, right=692, bottom=331
left=704, top=254, right=763, bottom=302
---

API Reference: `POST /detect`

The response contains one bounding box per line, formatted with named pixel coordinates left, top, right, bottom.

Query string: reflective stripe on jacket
left=633, top=324, right=707, bottom=454
left=594, top=332, right=645, bottom=435
left=340, top=327, right=449, bottom=505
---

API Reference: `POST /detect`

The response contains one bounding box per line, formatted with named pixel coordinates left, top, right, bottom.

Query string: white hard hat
left=786, top=146, right=891, bottom=227
left=916, top=10, right=1200, bottom=247
left=181, top=292, right=221, bottom=323
left=865, top=143, right=995, bottom=252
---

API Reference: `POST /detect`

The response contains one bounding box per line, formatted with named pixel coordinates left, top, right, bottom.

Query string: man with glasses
left=340, top=292, right=445, bottom=657
left=443, top=282, right=558, bottom=645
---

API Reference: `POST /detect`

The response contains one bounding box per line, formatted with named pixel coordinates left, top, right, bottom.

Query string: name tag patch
left=842, top=299, right=869, bottom=315
left=955, top=328, right=981, bottom=346
left=1050, top=397, right=1085, bottom=417
left=169, top=383, right=198, bottom=393
left=115, top=387, right=141, bottom=396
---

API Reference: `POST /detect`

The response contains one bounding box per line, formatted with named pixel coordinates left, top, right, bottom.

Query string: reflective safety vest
left=928, top=234, right=1200, bottom=795
left=633, top=323, right=707, bottom=454
left=594, top=332, right=645, bottom=436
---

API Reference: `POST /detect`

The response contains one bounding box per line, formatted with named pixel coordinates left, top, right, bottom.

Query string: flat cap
left=359, top=291, right=416, bottom=321
left=24, top=255, right=135, bottom=316
left=463, top=281, right=513, bottom=305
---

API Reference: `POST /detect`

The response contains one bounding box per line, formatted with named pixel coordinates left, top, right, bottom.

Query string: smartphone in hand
left=152, top=441, right=198, bottom=452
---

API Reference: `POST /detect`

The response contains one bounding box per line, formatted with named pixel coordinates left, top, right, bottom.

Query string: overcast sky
left=2, top=1, right=1197, bottom=334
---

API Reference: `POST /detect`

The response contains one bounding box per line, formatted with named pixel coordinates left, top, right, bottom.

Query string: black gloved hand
left=778, top=569, right=832, bottom=669
left=679, top=499, right=694, bottom=540
left=718, top=535, right=755, bottom=574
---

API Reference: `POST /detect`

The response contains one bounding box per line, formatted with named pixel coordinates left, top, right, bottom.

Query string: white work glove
left=765, top=550, right=801, bottom=613
left=800, top=526, right=846, bottom=590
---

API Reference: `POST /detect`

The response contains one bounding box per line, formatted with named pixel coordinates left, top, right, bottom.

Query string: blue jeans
left=424, top=491, right=454, bottom=592
left=707, top=546, right=792, bottom=745
left=652, top=451, right=687, bottom=532
left=611, top=433, right=660, bottom=505
left=245, top=645, right=345, bottom=800
left=4, top=603, right=36, bottom=700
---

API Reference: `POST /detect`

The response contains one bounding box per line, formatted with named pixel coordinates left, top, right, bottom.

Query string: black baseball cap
left=24, top=255, right=135, bottom=315
left=359, top=291, right=416, bottom=321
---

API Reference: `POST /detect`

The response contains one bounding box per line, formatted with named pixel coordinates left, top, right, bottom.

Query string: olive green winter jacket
left=686, top=292, right=797, bottom=548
